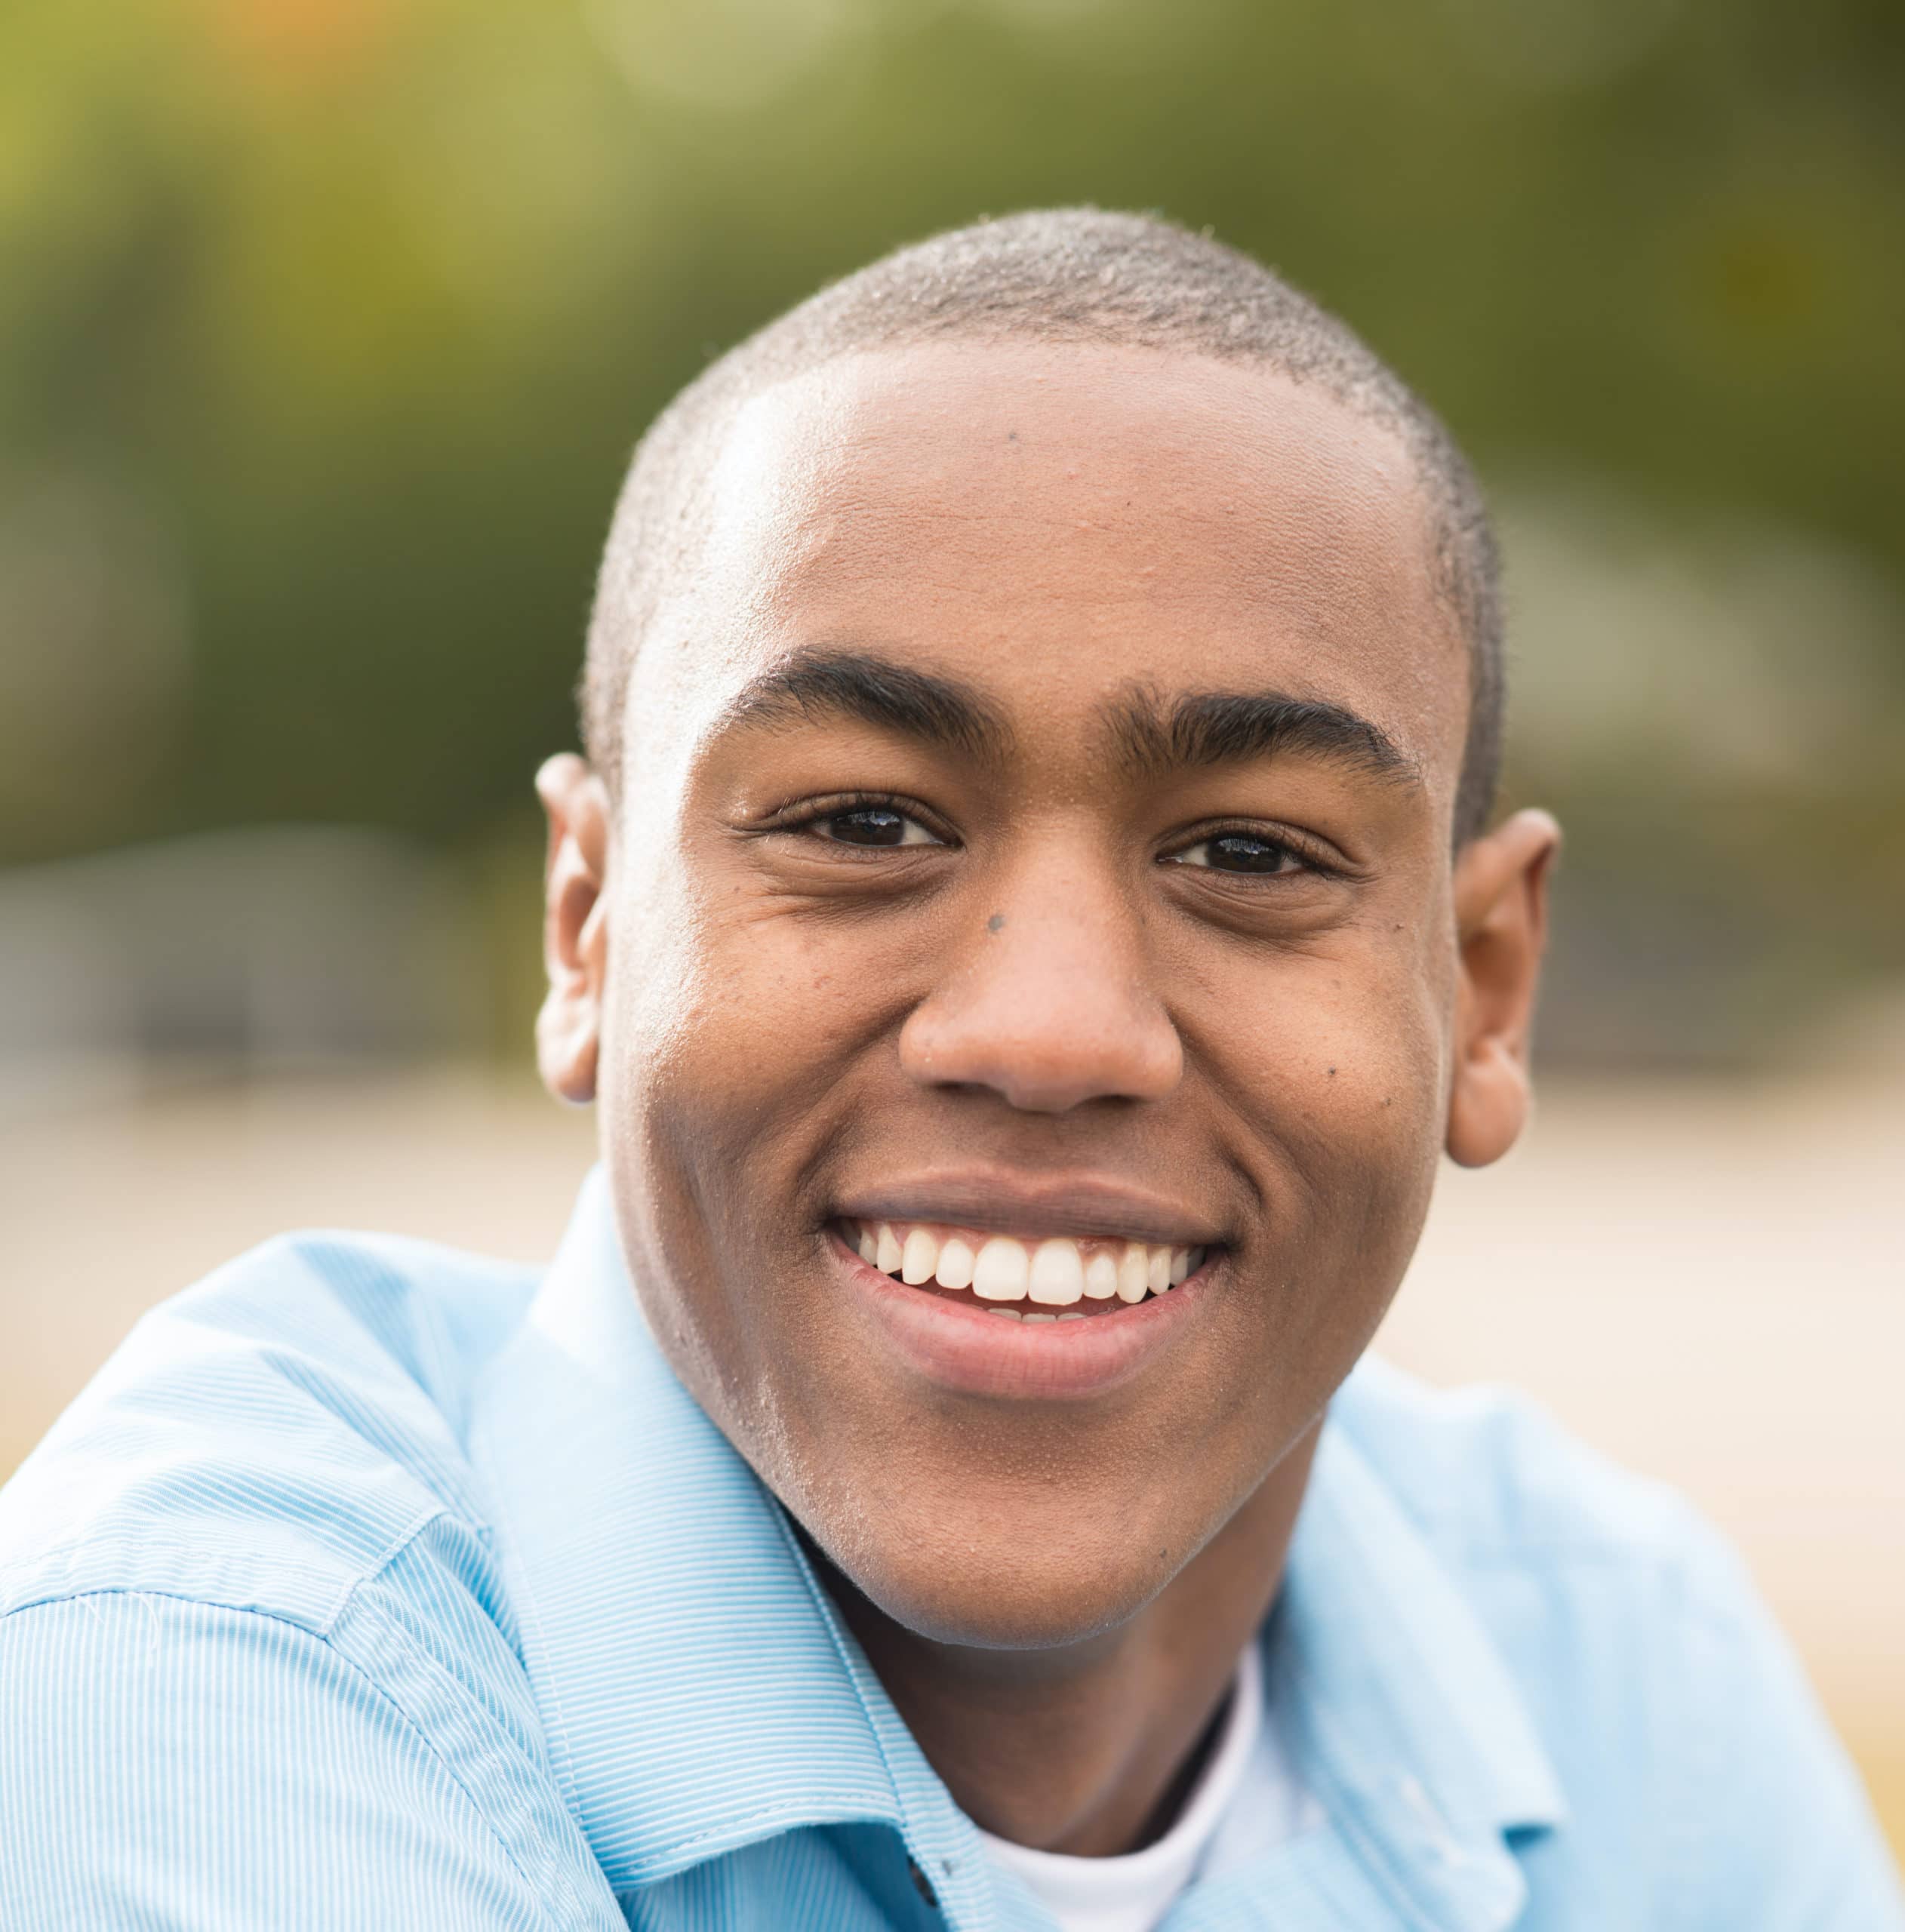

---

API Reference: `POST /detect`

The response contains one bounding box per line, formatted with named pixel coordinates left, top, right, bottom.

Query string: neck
left=823, top=1426, right=1319, bottom=1858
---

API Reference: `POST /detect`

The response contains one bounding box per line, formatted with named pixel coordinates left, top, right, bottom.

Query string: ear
left=1445, top=808, right=1561, bottom=1169
left=534, top=752, right=611, bottom=1106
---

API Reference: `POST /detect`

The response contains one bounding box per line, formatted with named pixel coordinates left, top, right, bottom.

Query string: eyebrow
left=722, top=649, right=1416, bottom=792
left=1107, top=687, right=1420, bottom=789
left=723, top=648, right=1011, bottom=762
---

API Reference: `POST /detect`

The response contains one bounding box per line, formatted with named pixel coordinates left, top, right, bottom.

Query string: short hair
left=582, top=208, right=1504, bottom=844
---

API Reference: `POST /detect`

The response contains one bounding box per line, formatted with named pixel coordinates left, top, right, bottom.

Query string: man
left=2, top=211, right=1897, bottom=1930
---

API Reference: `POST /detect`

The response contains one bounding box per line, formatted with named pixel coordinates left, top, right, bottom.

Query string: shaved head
left=582, top=208, right=1505, bottom=843
left=540, top=205, right=1562, bottom=1720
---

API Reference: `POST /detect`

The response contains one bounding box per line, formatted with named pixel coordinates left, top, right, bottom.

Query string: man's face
left=587, top=343, right=1482, bottom=1647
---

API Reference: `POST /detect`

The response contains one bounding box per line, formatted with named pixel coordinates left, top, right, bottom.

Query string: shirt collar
left=1271, top=1409, right=1567, bottom=1929
left=474, top=1171, right=1563, bottom=1930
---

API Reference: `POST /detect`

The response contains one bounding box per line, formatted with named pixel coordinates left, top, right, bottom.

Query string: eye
left=810, top=805, right=943, bottom=848
left=1165, top=832, right=1309, bottom=875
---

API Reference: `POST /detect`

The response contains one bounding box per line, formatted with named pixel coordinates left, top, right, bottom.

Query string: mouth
left=839, top=1218, right=1210, bottom=1321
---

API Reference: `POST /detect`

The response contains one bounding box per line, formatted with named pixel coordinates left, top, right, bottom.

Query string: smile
left=845, top=1220, right=1208, bottom=1318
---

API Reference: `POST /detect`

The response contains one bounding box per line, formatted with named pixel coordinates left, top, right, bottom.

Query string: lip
left=829, top=1227, right=1216, bottom=1401
left=832, top=1170, right=1225, bottom=1248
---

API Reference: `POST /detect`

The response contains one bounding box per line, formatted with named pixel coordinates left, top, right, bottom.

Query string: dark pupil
left=1209, top=834, right=1286, bottom=872
left=829, top=808, right=907, bottom=846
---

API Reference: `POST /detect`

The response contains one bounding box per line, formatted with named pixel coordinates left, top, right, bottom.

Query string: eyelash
left=763, top=796, right=1340, bottom=880
left=768, top=792, right=957, bottom=846
left=1159, top=822, right=1340, bottom=879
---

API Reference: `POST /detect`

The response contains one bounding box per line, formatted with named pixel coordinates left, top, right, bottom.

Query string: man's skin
left=534, top=340, right=1559, bottom=1860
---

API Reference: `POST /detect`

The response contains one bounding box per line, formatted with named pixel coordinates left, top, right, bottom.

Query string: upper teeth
left=852, top=1222, right=1202, bottom=1306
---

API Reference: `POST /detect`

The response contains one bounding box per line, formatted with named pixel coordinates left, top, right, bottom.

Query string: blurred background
left=2, top=0, right=1900, bottom=1860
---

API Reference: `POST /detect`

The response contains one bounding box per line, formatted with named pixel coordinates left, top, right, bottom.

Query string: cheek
left=1199, top=918, right=1448, bottom=1143
left=1194, top=934, right=1451, bottom=1329
left=596, top=869, right=898, bottom=1363
left=592, top=872, right=804, bottom=1391
left=608, top=843, right=794, bottom=1091
left=608, top=897, right=891, bottom=1182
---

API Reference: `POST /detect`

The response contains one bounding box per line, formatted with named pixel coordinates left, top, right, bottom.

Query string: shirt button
left=907, top=1857, right=940, bottom=1910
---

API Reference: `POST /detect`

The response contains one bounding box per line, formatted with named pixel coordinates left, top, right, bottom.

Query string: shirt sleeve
left=1672, top=1520, right=1905, bottom=1931
left=0, top=1592, right=570, bottom=1931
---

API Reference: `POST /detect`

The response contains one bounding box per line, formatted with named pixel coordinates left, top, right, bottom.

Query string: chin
left=822, top=1515, right=1170, bottom=1654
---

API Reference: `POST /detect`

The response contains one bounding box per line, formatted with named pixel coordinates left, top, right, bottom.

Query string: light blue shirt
left=2, top=1170, right=1898, bottom=1930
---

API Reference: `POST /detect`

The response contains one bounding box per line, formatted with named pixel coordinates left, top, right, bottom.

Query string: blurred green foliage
left=2, top=0, right=1901, bottom=1060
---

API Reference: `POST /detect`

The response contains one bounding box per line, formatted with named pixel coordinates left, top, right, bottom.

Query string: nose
left=898, top=860, right=1183, bottom=1114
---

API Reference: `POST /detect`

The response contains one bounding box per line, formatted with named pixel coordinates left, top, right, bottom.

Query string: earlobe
left=534, top=753, right=611, bottom=1106
left=1445, top=810, right=1560, bottom=1170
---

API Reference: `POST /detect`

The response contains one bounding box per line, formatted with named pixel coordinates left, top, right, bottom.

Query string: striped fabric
left=1, top=1168, right=1898, bottom=1930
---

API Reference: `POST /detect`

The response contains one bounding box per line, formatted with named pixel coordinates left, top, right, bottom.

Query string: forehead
left=633, top=340, right=1468, bottom=799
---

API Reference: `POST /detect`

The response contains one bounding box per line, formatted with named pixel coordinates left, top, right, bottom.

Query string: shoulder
left=1334, top=1357, right=1904, bottom=1927
left=1333, top=1352, right=1787, bottom=1700
left=0, top=1226, right=537, bottom=1627
left=0, top=1230, right=623, bottom=1925
left=1334, top=1352, right=1699, bottom=1574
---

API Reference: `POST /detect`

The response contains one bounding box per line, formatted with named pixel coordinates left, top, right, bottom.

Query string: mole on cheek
left=987, top=914, right=1006, bottom=933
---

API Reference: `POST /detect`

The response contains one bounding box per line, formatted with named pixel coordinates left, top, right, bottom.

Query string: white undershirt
left=976, top=1644, right=1319, bottom=1932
